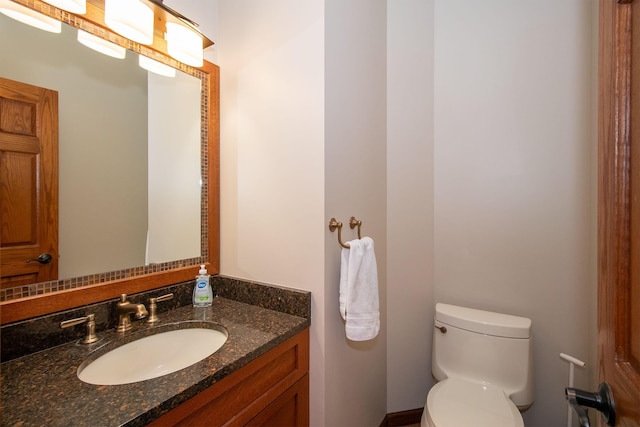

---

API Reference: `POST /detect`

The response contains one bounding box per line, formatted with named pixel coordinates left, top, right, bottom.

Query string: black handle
left=565, top=382, right=616, bottom=427
left=26, top=253, right=53, bottom=264
left=36, top=253, right=53, bottom=264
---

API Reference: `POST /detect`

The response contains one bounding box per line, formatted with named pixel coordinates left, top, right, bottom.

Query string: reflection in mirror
left=0, top=10, right=209, bottom=301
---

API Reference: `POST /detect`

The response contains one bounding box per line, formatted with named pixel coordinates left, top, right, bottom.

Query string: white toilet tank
left=432, top=303, right=534, bottom=409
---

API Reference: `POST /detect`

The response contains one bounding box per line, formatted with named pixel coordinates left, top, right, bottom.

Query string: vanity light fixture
left=77, top=29, right=126, bottom=59
left=139, top=55, right=176, bottom=77
left=0, top=0, right=61, bottom=32
left=165, top=22, right=203, bottom=67
left=105, top=0, right=153, bottom=45
left=3, top=0, right=213, bottom=67
left=41, top=0, right=85, bottom=14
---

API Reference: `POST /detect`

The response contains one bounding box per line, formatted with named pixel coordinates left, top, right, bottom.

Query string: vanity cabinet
left=148, top=328, right=309, bottom=427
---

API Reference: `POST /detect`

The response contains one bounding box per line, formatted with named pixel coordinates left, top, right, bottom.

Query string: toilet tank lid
left=435, top=303, right=531, bottom=338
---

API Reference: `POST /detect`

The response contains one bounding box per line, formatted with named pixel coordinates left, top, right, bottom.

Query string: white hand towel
left=339, top=237, right=380, bottom=341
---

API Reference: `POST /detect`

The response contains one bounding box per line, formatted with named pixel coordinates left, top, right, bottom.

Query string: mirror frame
left=0, top=0, right=219, bottom=324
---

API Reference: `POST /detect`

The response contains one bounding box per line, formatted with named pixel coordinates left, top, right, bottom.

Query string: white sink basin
left=78, top=327, right=228, bottom=385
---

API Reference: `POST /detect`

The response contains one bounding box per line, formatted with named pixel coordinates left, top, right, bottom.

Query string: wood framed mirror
left=0, top=0, right=219, bottom=324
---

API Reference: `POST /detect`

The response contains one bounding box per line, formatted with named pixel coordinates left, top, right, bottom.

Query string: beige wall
left=215, top=1, right=387, bottom=425
left=204, top=1, right=597, bottom=426
left=386, top=2, right=597, bottom=422
left=324, top=1, right=388, bottom=426
left=432, top=1, right=594, bottom=425
left=386, top=0, right=435, bottom=412
left=215, top=1, right=328, bottom=425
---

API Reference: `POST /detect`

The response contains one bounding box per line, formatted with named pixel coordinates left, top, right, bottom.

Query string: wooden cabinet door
left=247, top=375, right=310, bottom=427
left=148, top=329, right=310, bottom=427
left=0, top=77, right=58, bottom=288
left=598, top=1, right=640, bottom=425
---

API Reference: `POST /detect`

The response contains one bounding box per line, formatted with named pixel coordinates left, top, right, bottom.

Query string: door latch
left=565, top=382, right=616, bottom=427
left=26, top=253, right=53, bottom=264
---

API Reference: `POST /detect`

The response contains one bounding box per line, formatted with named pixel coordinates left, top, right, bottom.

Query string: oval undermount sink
left=78, top=326, right=228, bottom=385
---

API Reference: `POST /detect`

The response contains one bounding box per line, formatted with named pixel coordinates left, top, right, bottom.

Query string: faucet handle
left=155, top=293, right=174, bottom=303
left=147, top=293, right=174, bottom=323
left=60, top=313, right=99, bottom=344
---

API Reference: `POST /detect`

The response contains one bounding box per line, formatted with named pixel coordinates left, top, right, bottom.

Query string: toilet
left=421, top=303, right=534, bottom=427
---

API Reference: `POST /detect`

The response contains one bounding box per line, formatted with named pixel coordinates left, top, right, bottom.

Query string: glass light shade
left=104, top=0, right=153, bottom=45
left=77, top=29, right=126, bottom=59
left=42, top=0, right=85, bottom=14
left=0, top=0, right=61, bottom=33
left=165, top=22, right=203, bottom=67
left=139, top=55, right=176, bottom=78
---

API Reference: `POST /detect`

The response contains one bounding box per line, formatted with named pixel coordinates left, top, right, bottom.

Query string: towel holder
left=329, top=217, right=362, bottom=248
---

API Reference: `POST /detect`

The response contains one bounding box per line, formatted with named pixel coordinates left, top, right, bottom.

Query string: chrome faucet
left=117, top=294, right=148, bottom=332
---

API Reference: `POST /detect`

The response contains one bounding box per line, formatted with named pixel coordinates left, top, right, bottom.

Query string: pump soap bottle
left=193, top=264, right=213, bottom=307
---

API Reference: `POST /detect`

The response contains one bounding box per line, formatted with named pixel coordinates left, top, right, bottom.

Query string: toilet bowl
left=421, top=303, right=534, bottom=427
left=421, top=378, right=523, bottom=427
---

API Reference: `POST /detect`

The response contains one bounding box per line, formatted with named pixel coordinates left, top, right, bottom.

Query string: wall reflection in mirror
left=0, top=11, right=206, bottom=300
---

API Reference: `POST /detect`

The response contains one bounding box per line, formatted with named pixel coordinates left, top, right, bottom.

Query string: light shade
left=42, top=0, right=85, bottom=14
left=104, top=0, right=153, bottom=45
left=77, top=29, right=126, bottom=59
left=165, top=22, right=203, bottom=67
left=0, top=0, right=61, bottom=33
left=139, top=55, right=176, bottom=78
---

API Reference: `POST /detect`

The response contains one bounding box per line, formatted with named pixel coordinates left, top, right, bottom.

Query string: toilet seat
left=422, top=377, right=524, bottom=427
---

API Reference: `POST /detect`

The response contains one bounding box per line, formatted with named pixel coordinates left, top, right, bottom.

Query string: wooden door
left=0, top=77, right=58, bottom=288
left=598, top=0, right=640, bottom=425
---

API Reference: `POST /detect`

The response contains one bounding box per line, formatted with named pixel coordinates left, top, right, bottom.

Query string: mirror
left=1, top=13, right=202, bottom=279
left=0, top=0, right=219, bottom=323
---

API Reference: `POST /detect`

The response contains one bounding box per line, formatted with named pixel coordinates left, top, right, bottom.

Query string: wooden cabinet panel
left=247, top=374, right=309, bottom=427
left=149, top=328, right=309, bottom=427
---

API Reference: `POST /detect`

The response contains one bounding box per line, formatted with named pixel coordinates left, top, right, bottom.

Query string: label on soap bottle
left=193, top=274, right=212, bottom=307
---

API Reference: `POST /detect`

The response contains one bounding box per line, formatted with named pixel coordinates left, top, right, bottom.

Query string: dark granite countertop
left=1, top=297, right=310, bottom=427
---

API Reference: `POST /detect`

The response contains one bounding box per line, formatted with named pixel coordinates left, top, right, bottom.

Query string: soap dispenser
left=193, top=264, right=213, bottom=307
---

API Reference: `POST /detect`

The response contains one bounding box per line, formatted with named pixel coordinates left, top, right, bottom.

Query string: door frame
left=598, top=0, right=640, bottom=424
